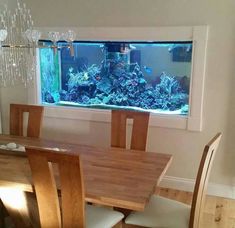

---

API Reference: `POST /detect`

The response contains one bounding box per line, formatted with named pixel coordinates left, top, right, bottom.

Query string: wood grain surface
left=0, top=134, right=172, bottom=211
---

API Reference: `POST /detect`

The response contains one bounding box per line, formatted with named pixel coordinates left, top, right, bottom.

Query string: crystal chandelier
left=0, top=0, right=76, bottom=87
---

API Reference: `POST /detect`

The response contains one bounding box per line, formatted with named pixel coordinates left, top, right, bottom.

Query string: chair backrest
left=189, top=133, right=222, bottom=228
left=111, top=110, right=150, bottom=151
left=10, top=104, right=44, bottom=138
left=26, top=146, right=85, bottom=228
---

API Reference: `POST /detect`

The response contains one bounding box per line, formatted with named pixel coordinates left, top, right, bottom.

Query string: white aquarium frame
left=29, top=26, right=209, bottom=131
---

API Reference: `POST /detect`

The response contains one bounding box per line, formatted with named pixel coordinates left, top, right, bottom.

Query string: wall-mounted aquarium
left=39, top=41, right=193, bottom=115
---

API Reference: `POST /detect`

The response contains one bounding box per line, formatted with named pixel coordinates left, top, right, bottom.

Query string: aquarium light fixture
left=0, top=0, right=76, bottom=87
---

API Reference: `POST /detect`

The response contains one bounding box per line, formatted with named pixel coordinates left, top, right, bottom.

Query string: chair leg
left=113, top=221, right=123, bottom=228
left=0, top=199, right=5, bottom=228
left=0, top=191, right=35, bottom=228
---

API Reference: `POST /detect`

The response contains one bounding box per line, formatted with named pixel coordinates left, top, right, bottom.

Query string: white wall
left=1, top=0, right=235, bottom=189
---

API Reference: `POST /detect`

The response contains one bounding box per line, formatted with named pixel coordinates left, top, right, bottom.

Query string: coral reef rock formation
left=55, top=58, right=189, bottom=113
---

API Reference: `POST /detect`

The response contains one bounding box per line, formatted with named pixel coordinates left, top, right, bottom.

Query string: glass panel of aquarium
left=39, top=41, right=193, bottom=115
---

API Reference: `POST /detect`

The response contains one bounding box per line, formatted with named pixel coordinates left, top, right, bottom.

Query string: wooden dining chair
left=111, top=110, right=150, bottom=151
left=125, top=133, right=222, bottom=228
left=10, top=104, right=44, bottom=138
left=26, top=146, right=124, bottom=228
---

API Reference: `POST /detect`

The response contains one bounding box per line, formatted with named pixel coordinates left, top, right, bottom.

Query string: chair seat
left=86, top=204, right=124, bottom=228
left=125, top=195, right=191, bottom=228
left=22, top=194, right=124, bottom=228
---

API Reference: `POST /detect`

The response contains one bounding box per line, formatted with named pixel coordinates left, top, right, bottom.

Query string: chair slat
left=27, top=151, right=61, bottom=227
left=10, top=104, right=44, bottom=138
left=131, top=112, right=150, bottom=151
left=59, top=160, right=85, bottom=227
left=111, top=110, right=150, bottom=151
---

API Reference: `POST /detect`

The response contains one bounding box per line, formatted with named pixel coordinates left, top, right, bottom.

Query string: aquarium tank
left=39, top=41, right=193, bottom=115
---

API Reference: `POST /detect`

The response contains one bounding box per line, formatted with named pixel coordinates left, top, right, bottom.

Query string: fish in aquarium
left=40, top=41, right=192, bottom=115
left=143, top=66, right=153, bottom=75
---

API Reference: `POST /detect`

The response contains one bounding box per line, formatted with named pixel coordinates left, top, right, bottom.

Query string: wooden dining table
left=0, top=134, right=172, bottom=212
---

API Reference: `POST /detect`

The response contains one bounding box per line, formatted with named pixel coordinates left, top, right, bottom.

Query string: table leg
left=114, top=207, right=132, bottom=217
left=0, top=199, right=5, bottom=228
left=113, top=220, right=123, bottom=228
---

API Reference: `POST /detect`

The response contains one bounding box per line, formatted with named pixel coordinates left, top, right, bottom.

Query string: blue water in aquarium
left=40, top=41, right=192, bottom=115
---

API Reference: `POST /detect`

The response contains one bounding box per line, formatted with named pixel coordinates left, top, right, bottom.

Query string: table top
left=0, top=134, right=172, bottom=211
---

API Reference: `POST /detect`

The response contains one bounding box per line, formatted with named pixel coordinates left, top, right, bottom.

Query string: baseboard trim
left=160, top=176, right=235, bottom=199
